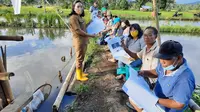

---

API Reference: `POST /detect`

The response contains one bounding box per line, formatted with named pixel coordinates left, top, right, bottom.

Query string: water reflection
left=161, top=33, right=200, bottom=85
left=130, top=20, right=200, bottom=27
left=0, top=28, right=73, bottom=98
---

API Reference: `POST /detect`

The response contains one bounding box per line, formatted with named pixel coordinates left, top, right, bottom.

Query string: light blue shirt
left=154, top=58, right=195, bottom=112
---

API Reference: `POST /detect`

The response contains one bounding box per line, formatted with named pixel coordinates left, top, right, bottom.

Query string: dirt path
left=70, top=49, right=130, bottom=112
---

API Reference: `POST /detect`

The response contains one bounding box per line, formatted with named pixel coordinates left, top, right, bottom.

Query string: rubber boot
left=82, top=72, right=88, bottom=77
left=76, top=68, right=88, bottom=82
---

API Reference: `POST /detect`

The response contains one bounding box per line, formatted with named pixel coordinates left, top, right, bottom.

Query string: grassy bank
left=160, top=25, right=200, bottom=34
left=1, top=6, right=200, bottom=25
left=111, top=10, right=200, bottom=21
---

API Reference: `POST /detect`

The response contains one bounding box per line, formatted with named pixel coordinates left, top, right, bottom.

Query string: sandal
left=115, top=75, right=123, bottom=80
left=108, top=58, right=117, bottom=63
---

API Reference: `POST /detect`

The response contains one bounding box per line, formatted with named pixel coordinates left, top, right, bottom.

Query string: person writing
left=129, top=40, right=196, bottom=112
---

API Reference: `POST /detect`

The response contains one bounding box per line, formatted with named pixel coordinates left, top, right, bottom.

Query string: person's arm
left=138, top=69, right=158, bottom=78
left=69, top=16, right=96, bottom=38
left=158, top=99, right=184, bottom=110
left=121, top=40, right=139, bottom=59
left=124, top=47, right=139, bottom=59
left=75, top=29, right=96, bottom=38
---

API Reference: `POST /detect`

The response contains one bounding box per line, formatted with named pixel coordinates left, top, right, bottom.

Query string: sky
left=176, top=0, right=200, bottom=4
left=127, top=0, right=200, bottom=4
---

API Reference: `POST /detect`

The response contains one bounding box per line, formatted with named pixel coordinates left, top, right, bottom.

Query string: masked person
left=129, top=40, right=196, bottom=112
left=69, top=0, right=97, bottom=82
left=116, top=23, right=145, bottom=80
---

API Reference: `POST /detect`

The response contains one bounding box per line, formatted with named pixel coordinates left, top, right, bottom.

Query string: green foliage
left=119, top=0, right=129, bottom=10
left=160, top=25, right=200, bottom=34
left=75, top=84, right=89, bottom=94
left=135, top=0, right=149, bottom=10
left=192, top=85, right=200, bottom=105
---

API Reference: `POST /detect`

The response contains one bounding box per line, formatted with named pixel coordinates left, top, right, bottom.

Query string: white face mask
left=163, top=58, right=178, bottom=71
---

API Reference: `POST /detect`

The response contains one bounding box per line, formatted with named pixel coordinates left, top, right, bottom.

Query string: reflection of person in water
left=69, top=0, right=98, bottom=82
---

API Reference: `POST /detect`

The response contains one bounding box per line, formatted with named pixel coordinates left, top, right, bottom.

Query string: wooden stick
left=152, top=0, right=161, bottom=46
left=0, top=58, right=14, bottom=105
left=0, top=36, right=23, bottom=41
left=52, top=62, right=76, bottom=111
left=0, top=72, right=15, bottom=81
left=3, top=45, right=7, bottom=71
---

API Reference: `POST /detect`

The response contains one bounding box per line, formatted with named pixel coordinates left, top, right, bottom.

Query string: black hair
left=94, top=1, right=98, bottom=4
left=68, top=0, right=85, bottom=17
left=113, top=15, right=118, bottom=18
left=145, top=26, right=158, bottom=38
left=104, top=3, right=108, bottom=7
left=123, top=20, right=131, bottom=27
left=129, top=23, right=143, bottom=39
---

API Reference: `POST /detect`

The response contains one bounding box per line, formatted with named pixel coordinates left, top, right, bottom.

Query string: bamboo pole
left=152, top=0, right=161, bottom=46
left=0, top=58, right=14, bottom=105
left=0, top=72, right=15, bottom=81
left=52, top=62, right=76, bottom=111
left=0, top=36, right=23, bottom=41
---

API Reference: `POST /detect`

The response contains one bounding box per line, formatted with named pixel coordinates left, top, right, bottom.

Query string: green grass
left=75, top=84, right=89, bottom=94
left=111, top=10, right=200, bottom=20
left=160, top=25, right=200, bottom=34
left=1, top=6, right=200, bottom=21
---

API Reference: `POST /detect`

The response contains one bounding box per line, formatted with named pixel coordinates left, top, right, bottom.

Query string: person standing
left=89, top=1, right=98, bottom=19
left=89, top=1, right=98, bottom=13
left=69, top=0, right=97, bottom=82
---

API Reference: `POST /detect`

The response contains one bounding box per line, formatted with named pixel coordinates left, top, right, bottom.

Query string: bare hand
left=138, top=70, right=145, bottom=76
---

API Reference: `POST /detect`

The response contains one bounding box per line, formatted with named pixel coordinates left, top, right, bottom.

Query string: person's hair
left=68, top=0, right=85, bottom=17
left=104, top=3, right=108, bottom=7
left=113, top=15, right=118, bottom=18
left=129, top=23, right=143, bottom=39
left=122, top=20, right=130, bottom=27
left=145, top=26, right=158, bottom=38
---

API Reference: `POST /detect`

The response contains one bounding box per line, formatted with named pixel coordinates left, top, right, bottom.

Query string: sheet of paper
left=107, top=37, right=132, bottom=65
left=122, top=67, right=160, bottom=112
left=86, top=18, right=105, bottom=35
left=11, top=0, right=21, bottom=15
left=91, top=10, right=98, bottom=20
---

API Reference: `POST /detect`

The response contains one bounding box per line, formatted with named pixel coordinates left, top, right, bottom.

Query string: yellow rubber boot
left=82, top=72, right=88, bottom=77
left=76, top=68, right=88, bottom=82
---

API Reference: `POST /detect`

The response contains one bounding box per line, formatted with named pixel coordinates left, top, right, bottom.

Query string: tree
left=119, top=0, right=129, bottom=10
left=159, top=0, right=175, bottom=10
left=135, top=0, right=149, bottom=10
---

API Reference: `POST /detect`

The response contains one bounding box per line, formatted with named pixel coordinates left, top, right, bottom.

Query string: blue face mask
left=163, top=58, right=178, bottom=71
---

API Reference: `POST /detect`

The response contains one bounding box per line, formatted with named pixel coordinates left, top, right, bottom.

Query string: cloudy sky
left=127, top=0, right=200, bottom=4
left=176, top=0, right=200, bottom=4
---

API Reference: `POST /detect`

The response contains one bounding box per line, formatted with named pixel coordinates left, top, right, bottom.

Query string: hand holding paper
left=107, top=37, right=132, bottom=65
left=122, top=67, right=163, bottom=112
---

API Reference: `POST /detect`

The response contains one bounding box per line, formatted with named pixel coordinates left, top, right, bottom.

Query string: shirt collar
left=145, top=41, right=157, bottom=53
left=150, top=41, right=157, bottom=51
left=164, top=58, right=188, bottom=77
